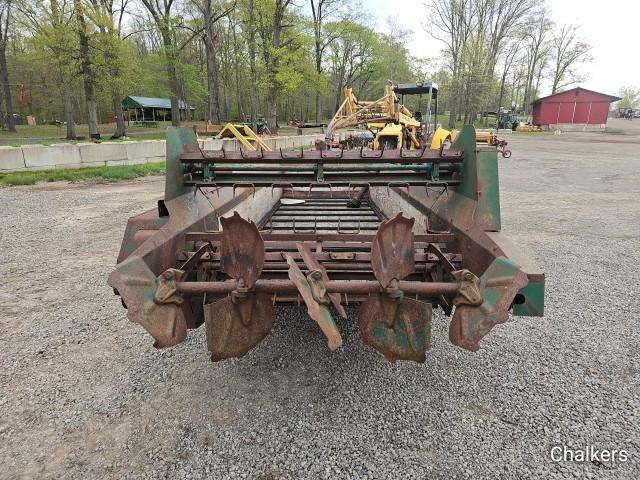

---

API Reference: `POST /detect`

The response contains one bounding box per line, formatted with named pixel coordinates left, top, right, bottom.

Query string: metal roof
left=122, top=96, right=195, bottom=110
left=394, top=82, right=438, bottom=97
left=531, top=87, right=621, bottom=105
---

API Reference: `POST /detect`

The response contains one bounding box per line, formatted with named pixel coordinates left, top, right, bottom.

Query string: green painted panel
left=451, top=125, right=501, bottom=231
left=513, top=281, right=545, bottom=317
left=165, top=127, right=199, bottom=202
left=475, top=148, right=501, bottom=231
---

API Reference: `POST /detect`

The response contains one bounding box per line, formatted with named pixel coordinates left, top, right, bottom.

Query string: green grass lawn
left=0, top=121, right=310, bottom=146
left=0, top=162, right=165, bottom=186
left=0, top=122, right=171, bottom=146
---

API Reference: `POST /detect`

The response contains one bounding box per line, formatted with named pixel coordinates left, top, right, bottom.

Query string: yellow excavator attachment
left=430, top=127, right=453, bottom=149
left=218, top=123, right=272, bottom=152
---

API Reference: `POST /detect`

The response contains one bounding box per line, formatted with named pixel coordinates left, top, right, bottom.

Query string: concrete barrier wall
left=546, top=123, right=606, bottom=132
left=0, top=134, right=325, bottom=172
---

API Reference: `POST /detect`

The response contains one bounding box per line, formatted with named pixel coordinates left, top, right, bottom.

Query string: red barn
left=531, top=87, right=620, bottom=130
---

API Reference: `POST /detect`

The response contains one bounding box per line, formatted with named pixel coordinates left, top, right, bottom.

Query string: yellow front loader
left=326, top=80, right=450, bottom=150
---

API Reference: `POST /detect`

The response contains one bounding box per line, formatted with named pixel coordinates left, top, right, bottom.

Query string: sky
left=361, top=0, right=637, bottom=96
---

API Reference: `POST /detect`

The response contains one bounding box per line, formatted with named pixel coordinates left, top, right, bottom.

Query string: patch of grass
left=512, top=130, right=546, bottom=135
left=0, top=162, right=165, bottom=186
left=0, top=122, right=170, bottom=146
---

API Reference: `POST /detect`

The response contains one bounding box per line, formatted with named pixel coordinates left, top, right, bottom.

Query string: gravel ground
left=1, top=119, right=639, bottom=479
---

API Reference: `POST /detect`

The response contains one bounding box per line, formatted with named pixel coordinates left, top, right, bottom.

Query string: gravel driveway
left=1, top=121, right=638, bottom=479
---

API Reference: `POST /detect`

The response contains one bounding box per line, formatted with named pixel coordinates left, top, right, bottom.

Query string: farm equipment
left=515, top=124, right=541, bottom=132
left=108, top=125, right=544, bottom=362
left=496, top=112, right=519, bottom=130
left=217, top=122, right=271, bottom=152
left=326, top=81, right=452, bottom=150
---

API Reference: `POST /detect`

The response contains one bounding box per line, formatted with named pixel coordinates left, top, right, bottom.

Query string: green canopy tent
left=121, top=96, right=195, bottom=123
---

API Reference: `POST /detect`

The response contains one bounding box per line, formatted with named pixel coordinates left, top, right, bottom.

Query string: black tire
left=503, top=150, right=512, bottom=158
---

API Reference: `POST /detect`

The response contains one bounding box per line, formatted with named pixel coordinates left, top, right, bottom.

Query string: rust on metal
left=370, top=213, right=415, bottom=288
left=154, top=268, right=185, bottom=304
left=449, top=257, right=529, bottom=351
left=110, top=125, right=544, bottom=363
left=296, top=242, right=347, bottom=318
left=359, top=292, right=431, bottom=362
left=286, top=256, right=343, bottom=351
left=219, top=212, right=264, bottom=287
left=176, top=279, right=460, bottom=296
left=204, top=293, right=274, bottom=361
left=359, top=212, right=432, bottom=361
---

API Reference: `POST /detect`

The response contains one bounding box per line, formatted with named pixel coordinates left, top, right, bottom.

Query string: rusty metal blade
left=359, top=294, right=431, bottom=362
left=449, top=256, right=529, bottom=352
left=295, top=242, right=347, bottom=318
left=286, top=256, right=343, bottom=351
left=204, top=293, right=274, bottom=361
left=219, top=212, right=264, bottom=287
left=371, top=213, right=415, bottom=288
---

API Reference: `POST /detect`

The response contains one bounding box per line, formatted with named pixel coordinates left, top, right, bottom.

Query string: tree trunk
left=265, top=1, right=287, bottom=133
left=246, top=0, right=258, bottom=130
left=315, top=92, right=322, bottom=124
left=159, top=30, right=181, bottom=127
left=0, top=42, right=15, bottom=132
left=447, top=62, right=458, bottom=129
left=204, top=0, right=220, bottom=123
left=315, top=54, right=322, bottom=123
left=231, top=22, right=244, bottom=120
left=266, top=87, right=277, bottom=132
left=75, top=0, right=100, bottom=139
left=112, top=90, right=125, bottom=137
left=63, top=83, right=76, bottom=139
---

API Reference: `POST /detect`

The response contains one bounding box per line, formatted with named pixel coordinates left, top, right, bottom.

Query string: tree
left=196, top=0, right=235, bottom=123
left=19, top=0, right=80, bottom=139
left=427, top=0, right=473, bottom=127
left=0, top=0, right=16, bottom=132
left=238, top=0, right=259, bottom=128
left=496, top=40, right=519, bottom=112
left=87, top=0, right=131, bottom=138
left=327, top=20, right=376, bottom=112
left=255, top=0, right=293, bottom=132
left=74, top=0, right=100, bottom=139
left=139, top=0, right=203, bottom=126
left=520, top=9, right=553, bottom=112
left=550, top=24, right=591, bottom=94
left=617, top=86, right=640, bottom=110
left=309, top=0, right=345, bottom=123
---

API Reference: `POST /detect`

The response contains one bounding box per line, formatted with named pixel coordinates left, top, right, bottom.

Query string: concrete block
left=202, top=138, right=218, bottom=150
left=144, top=140, right=165, bottom=156
left=79, top=142, right=127, bottom=164
left=23, top=144, right=81, bottom=168
left=0, top=146, right=26, bottom=171
left=222, top=139, right=238, bottom=150
left=146, top=156, right=165, bottom=164
left=125, top=140, right=165, bottom=163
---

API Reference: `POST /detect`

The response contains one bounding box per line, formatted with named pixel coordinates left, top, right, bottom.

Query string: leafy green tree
left=617, top=86, right=640, bottom=110
left=0, top=0, right=16, bottom=132
left=19, top=0, right=80, bottom=138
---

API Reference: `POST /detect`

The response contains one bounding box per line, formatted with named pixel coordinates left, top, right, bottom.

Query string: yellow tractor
left=326, top=80, right=452, bottom=150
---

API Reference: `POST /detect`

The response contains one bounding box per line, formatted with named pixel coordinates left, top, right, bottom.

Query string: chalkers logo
left=550, top=445, right=629, bottom=464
